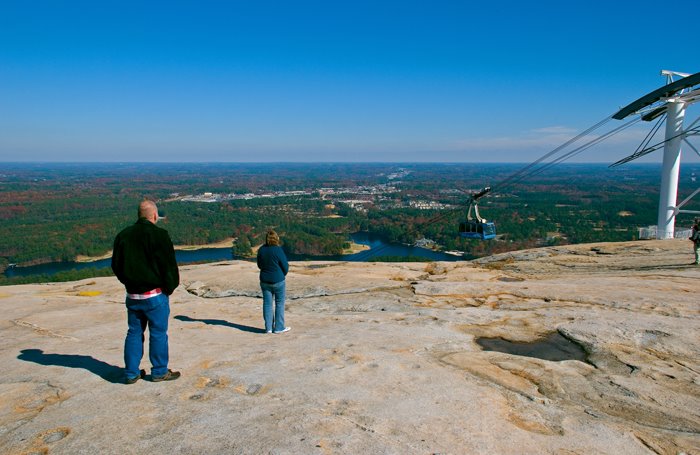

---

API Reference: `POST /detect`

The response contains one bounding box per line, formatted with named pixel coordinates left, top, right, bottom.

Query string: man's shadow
left=18, top=349, right=123, bottom=384
left=175, top=315, right=266, bottom=333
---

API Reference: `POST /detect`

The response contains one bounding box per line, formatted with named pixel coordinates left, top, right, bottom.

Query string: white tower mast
left=612, top=70, right=700, bottom=239
left=657, top=99, right=685, bottom=238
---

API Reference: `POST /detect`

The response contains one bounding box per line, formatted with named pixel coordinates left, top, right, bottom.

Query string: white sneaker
left=274, top=327, right=291, bottom=334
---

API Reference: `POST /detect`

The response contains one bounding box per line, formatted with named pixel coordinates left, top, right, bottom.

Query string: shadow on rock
left=175, top=315, right=266, bottom=333
left=18, top=349, right=123, bottom=383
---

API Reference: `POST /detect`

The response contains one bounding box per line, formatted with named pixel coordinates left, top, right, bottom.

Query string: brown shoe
left=152, top=369, right=181, bottom=382
left=125, top=369, right=146, bottom=385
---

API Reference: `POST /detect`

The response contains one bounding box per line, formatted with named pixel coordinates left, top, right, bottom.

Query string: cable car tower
left=611, top=70, right=700, bottom=239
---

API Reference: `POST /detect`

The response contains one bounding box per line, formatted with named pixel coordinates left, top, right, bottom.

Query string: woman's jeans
left=260, top=280, right=286, bottom=333
left=124, top=293, right=170, bottom=378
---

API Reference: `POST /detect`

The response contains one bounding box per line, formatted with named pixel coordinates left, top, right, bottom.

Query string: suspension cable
left=503, top=116, right=642, bottom=185
left=488, top=115, right=614, bottom=195
left=611, top=123, right=700, bottom=167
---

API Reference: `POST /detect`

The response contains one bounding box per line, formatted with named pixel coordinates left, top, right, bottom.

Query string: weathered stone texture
left=1, top=240, right=698, bottom=454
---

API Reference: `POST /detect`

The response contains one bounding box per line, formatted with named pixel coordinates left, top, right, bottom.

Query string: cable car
left=459, top=202, right=496, bottom=240
left=459, top=217, right=496, bottom=240
left=459, top=187, right=496, bottom=240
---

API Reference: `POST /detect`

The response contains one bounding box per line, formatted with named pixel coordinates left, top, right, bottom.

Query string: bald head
left=138, top=200, right=158, bottom=224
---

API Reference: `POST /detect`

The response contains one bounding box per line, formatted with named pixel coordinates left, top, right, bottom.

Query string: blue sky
left=0, top=1, right=698, bottom=163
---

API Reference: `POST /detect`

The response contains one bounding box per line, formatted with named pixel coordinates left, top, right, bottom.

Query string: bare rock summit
left=1, top=240, right=699, bottom=454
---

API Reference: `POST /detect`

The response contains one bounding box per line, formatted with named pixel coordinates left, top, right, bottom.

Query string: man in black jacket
left=112, top=200, right=180, bottom=384
left=691, top=218, right=700, bottom=265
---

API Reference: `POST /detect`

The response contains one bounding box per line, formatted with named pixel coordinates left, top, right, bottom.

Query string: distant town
left=172, top=185, right=451, bottom=213
left=171, top=168, right=452, bottom=213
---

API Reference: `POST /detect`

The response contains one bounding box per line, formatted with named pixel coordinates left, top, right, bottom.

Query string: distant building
left=409, top=201, right=446, bottom=210
left=414, top=238, right=436, bottom=248
left=638, top=225, right=692, bottom=240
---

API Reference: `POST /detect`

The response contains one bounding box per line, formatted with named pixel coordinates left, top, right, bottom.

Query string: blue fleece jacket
left=256, top=245, right=289, bottom=284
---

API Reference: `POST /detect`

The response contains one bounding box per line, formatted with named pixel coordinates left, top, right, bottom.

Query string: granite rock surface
left=1, top=240, right=699, bottom=454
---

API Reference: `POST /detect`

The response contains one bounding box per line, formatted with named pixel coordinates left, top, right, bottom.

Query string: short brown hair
left=265, top=230, right=280, bottom=246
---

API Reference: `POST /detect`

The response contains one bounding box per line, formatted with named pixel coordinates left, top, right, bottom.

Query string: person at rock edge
left=256, top=230, right=290, bottom=334
left=111, top=199, right=181, bottom=384
left=691, top=218, right=700, bottom=265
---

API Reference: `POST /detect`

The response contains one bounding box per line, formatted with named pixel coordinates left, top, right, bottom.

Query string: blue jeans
left=260, top=280, right=286, bottom=332
left=124, top=293, right=170, bottom=378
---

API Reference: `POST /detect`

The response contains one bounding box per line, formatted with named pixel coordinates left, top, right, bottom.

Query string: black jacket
left=111, top=218, right=180, bottom=295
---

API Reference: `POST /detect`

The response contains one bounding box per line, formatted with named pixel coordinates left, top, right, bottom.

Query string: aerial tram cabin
left=459, top=217, right=496, bottom=240
left=459, top=187, right=496, bottom=240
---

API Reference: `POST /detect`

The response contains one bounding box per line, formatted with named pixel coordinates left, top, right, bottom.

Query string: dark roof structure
left=612, top=72, right=700, bottom=120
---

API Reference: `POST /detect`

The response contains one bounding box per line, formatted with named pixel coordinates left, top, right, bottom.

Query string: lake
left=4, top=232, right=464, bottom=278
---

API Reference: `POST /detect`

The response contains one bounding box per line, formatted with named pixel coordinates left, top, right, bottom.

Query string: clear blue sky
left=0, top=0, right=697, bottom=163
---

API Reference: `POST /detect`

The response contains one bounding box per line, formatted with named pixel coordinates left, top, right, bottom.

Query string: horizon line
left=0, top=161, right=666, bottom=166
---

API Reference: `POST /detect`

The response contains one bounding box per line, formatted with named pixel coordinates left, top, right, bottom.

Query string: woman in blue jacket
left=256, top=230, right=290, bottom=333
